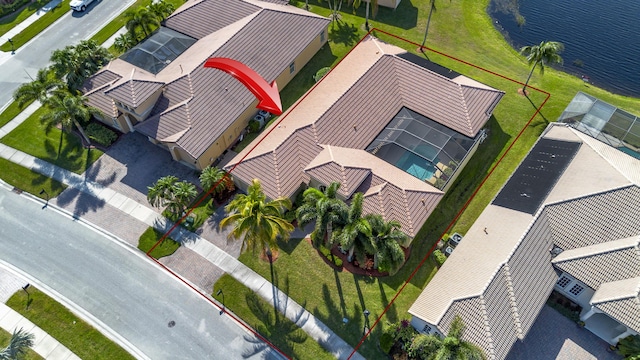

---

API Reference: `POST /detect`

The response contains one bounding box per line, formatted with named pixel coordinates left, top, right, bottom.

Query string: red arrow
left=204, top=58, right=283, bottom=115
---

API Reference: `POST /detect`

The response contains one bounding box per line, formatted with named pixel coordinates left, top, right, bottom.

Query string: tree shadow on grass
left=524, top=93, right=551, bottom=131
left=329, top=20, right=360, bottom=46
left=241, top=278, right=309, bottom=359
left=377, top=278, right=398, bottom=323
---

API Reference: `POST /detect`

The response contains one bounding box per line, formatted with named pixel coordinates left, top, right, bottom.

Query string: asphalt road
left=0, top=186, right=281, bottom=359
left=0, top=0, right=134, bottom=108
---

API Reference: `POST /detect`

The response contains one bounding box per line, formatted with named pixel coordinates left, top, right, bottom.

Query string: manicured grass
left=215, top=274, right=335, bottom=360
left=0, top=0, right=50, bottom=37
left=216, top=1, right=640, bottom=358
left=6, top=287, right=134, bottom=360
left=0, top=158, right=66, bottom=198
left=0, top=1, right=70, bottom=51
left=0, top=328, right=43, bottom=360
left=138, top=227, right=180, bottom=259
left=90, top=0, right=187, bottom=45
left=0, top=100, right=33, bottom=128
left=0, top=106, right=103, bottom=174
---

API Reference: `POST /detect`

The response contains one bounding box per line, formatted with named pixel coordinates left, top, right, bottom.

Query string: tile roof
left=552, top=236, right=640, bottom=289
left=104, top=79, right=163, bottom=108
left=227, top=36, right=502, bottom=236
left=409, top=123, right=640, bottom=360
left=85, top=83, right=119, bottom=118
left=592, top=277, right=640, bottom=333
left=134, top=8, right=330, bottom=157
left=81, top=70, right=120, bottom=94
left=164, top=0, right=260, bottom=39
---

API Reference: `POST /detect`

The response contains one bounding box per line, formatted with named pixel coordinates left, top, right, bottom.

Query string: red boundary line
left=145, top=27, right=551, bottom=359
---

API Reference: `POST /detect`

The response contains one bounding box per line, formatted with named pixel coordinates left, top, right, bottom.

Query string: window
left=111, top=118, right=121, bottom=130
left=422, top=324, right=432, bottom=334
left=320, top=30, right=325, bottom=42
left=556, top=276, right=571, bottom=288
left=289, top=61, right=295, bottom=74
left=569, top=284, right=585, bottom=296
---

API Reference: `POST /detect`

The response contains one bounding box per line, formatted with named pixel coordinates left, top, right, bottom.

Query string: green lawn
left=0, top=99, right=33, bottom=128
left=0, top=0, right=50, bottom=38
left=215, top=1, right=640, bottom=359
left=0, top=1, right=70, bottom=51
left=6, top=287, right=134, bottom=360
left=0, top=328, right=43, bottom=360
left=0, top=106, right=103, bottom=174
left=215, top=274, right=335, bottom=360
left=138, top=227, right=180, bottom=258
left=0, top=158, right=66, bottom=198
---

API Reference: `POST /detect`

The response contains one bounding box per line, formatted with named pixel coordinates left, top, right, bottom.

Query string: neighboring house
left=409, top=121, right=640, bottom=359
left=82, top=0, right=330, bottom=169
left=226, top=36, right=504, bottom=237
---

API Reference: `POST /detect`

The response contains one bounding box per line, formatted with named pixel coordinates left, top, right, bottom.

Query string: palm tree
left=220, top=179, right=294, bottom=255
left=408, top=316, right=486, bottom=360
left=520, top=41, right=564, bottom=92
left=50, top=40, right=112, bottom=91
left=147, top=175, right=179, bottom=208
left=125, top=7, right=160, bottom=40
left=420, top=0, right=437, bottom=51
left=367, top=214, right=408, bottom=275
left=296, top=182, right=348, bottom=248
left=351, top=0, right=378, bottom=30
left=13, top=68, right=63, bottom=108
left=0, top=328, right=34, bottom=360
left=334, top=193, right=374, bottom=266
left=199, top=166, right=228, bottom=200
left=41, top=89, right=100, bottom=144
left=148, top=0, right=175, bottom=21
left=113, top=33, right=137, bottom=53
left=618, top=334, right=640, bottom=359
left=166, top=180, right=197, bottom=216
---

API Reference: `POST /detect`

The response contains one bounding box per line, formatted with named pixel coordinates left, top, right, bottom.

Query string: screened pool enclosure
left=120, top=27, right=196, bottom=75
left=367, top=108, right=481, bottom=189
left=559, top=92, right=640, bottom=159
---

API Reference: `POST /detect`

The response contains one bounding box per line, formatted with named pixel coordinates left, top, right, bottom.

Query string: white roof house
left=409, top=122, right=640, bottom=359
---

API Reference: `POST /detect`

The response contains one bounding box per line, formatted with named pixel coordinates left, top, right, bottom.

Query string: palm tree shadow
left=333, top=269, right=348, bottom=319
left=329, top=20, right=360, bottom=46
left=241, top=278, right=309, bottom=359
left=378, top=279, right=398, bottom=322
left=524, top=93, right=550, bottom=130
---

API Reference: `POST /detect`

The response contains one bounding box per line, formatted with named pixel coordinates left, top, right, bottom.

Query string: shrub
left=86, top=123, right=117, bottom=146
left=248, top=119, right=260, bottom=133
left=318, top=244, right=342, bottom=267
left=379, top=331, right=394, bottom=354
left=393, top=319, right=418, bottom=351
left=0, top=0, right=30, bottom=17
left=433, top=249, right=447, bottom=267
left=313, top=67, right=331, bottom=82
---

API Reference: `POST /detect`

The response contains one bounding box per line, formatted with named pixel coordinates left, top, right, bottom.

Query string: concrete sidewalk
left=0, top=303, right=81, bottom=360
left=0, top=142, right=363, bottom=359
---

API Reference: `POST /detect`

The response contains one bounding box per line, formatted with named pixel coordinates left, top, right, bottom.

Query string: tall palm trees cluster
left=296, top=182, right=409, bottom=275
left=114, top=0, right=177, bottom=54
left=147, top=166, right=234, bottom=218
left=13, top=40, right=112, bottom=144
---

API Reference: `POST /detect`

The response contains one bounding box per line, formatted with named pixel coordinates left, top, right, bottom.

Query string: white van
left=70, top=0, right=95, bottom=12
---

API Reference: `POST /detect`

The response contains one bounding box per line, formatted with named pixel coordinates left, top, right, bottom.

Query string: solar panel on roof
left=492, top=138, right=581, bottom=214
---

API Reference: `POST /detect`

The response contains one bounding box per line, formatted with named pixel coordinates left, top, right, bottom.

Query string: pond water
left=488, top=0, right=640, bottom=97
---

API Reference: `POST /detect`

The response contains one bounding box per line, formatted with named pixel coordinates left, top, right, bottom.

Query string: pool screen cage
left=559, top=92, right=640, bottom=159
left=366, top=107, right=479, bottom=189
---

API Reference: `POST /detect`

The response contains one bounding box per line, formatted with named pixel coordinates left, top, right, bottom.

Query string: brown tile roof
left=164, top=0, right=260, bottom=39
left=85, top=82, right=119, bottom=118
left=81, top=69, right=120, bottom=93
left=104, top=79, right=163, bottom=108
left=409, top=124, right=640, bottom=360
left=134, top=8, right=329, bottom=157
left=227, top=36, right=501, bottom=237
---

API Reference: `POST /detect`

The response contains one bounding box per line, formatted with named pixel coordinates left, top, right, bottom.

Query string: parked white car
left=70, top=0, right=95, bottom=12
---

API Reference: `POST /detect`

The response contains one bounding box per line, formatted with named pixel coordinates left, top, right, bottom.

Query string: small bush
left=313, top=67, right=331, bottom=82
left=318, top=244, right=342, bottom=267
left=86, top=123, right=117, bottom=146
left=433, top=249, right=447, bottom=266
left=379, top=327, right=395, bottom=354
left=248, top=119, right=260, bottom=133
left=0, top=0, right=30, bottom=17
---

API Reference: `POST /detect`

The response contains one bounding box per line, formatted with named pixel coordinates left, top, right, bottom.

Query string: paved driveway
left=506, top=306, right=622, bottom=360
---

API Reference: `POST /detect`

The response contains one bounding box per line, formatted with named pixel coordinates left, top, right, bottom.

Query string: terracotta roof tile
left=105, top=79, right=163, bottom=108
left=165, top=0, right=260, bottom=39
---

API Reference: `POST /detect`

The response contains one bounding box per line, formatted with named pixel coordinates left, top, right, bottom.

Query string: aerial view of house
left=409, top=116, right=640, bottom=359
left=226, top=35, right=504, bottom=238
left=81, top=0, right=329, bottom=169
